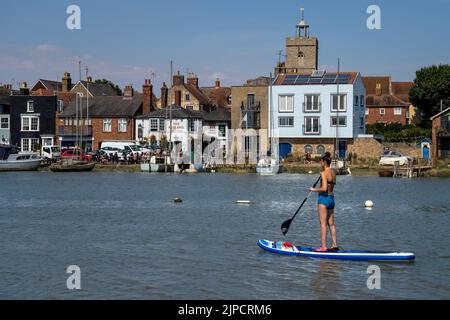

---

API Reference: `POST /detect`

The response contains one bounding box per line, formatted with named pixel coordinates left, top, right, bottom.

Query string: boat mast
left=334, top=58, right=340, bottom=159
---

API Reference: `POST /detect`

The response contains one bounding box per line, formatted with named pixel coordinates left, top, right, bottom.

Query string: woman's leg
left=327, top=210, right=337, bottom=248
left=318, top=204, right=328, bottom=248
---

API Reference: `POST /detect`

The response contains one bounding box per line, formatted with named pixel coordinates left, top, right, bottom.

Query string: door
left=338, top=141, right=347, bottom=159
left=422, top=144, right=430, bottom=160
left=279, top=143, right=292, bottom=159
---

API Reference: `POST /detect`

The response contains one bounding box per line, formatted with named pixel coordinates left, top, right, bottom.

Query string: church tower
left=276, top=8, right=319, bottom=75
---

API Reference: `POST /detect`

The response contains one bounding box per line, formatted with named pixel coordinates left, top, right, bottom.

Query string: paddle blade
left=281, top=219, right=292, bottom=236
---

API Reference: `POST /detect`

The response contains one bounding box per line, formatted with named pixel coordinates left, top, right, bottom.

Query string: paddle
left=281, top=175, right=322, bottom=236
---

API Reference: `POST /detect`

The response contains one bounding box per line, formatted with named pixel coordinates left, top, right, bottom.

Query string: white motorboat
left=0, top=145, right=42, bottom=171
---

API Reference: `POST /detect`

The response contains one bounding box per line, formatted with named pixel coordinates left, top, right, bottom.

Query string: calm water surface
left=0, top=172, right=449, bottom=299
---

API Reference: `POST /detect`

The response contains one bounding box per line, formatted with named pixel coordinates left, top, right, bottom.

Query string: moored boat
left=49, top=160, right=95, bottom=172
left=0, top=145, right=42, bottom=171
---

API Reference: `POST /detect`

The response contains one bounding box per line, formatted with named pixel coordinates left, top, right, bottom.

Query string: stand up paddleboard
left=258, top=240, right=415, bottom=262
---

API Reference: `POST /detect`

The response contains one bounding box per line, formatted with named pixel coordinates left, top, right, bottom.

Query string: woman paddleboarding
left=309, top=152, right=338, bottom=252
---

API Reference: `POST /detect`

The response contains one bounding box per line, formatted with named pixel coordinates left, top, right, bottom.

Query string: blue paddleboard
left=258, top=240, right=415, bottom=261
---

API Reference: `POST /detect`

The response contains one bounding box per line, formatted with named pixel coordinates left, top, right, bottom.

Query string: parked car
left=61, top=148, right=93, bottom=162
left=379, top=150, right=413, bottom=166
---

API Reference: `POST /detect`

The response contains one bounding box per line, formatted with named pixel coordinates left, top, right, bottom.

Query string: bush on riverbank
left=366, top=123, right=431, bottom=142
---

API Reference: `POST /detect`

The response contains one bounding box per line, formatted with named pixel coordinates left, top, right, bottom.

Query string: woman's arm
left=310, top=172, right=327, bottom=193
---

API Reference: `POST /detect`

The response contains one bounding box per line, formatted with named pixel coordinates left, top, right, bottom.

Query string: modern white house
left=269, top=71, right=366, bottom=159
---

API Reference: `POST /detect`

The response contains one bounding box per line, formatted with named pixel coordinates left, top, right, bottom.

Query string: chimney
left=187, top=73, right=199, bottom=88
left=87, top=76, right=93, bottom=83
left=215, top=78, right=221, bottom=88
left=173, top=71, right=185, bottom=86
left=124, top=85, right=134, bottom=98
left=161, top=82, right=168, bottom=108
left=62, top=72, right=72, bottom=92
left=142, top=79, right=153, bottom=114
left=20, top=82, right=29, bottom=96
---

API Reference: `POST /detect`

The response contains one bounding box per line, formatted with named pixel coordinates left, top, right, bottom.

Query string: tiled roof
left=37, top=79, right=62, bottom=92
left=0, top=93, right=10, bottom=105
left=201, top=86, right=231, bottom=108
left=61, top=96, right=143, bottom=118
left=77, top=81, right=120, bottom=96
left=366, top=94, right=410, bottom=107
left=392, top=82, right=414, bottom=103
left=362, top=76, right=391, bottom=95
left=203, top=107, right=231, bottom=122
left=137, top=105, right=204, bottom=119
left=184, top=84, right=212, bottom=106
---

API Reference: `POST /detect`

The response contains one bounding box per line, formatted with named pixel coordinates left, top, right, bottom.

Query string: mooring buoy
left=365, top=200, right=374, bottom=208
left=174, top=198, right=183, bottom=203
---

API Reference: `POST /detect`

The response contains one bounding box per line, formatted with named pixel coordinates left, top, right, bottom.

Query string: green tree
left=410, top=65, right=450, bottom=125
left=94, top=79, right=123, bottom=96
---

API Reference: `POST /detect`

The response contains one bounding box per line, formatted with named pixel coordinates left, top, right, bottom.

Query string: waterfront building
left=136, top=106, right=231, bottom=164
left=70, top=77, right=120, bottom=97
left=9, top=83, right=57, bottom=152
left=58, top=80, right=155, bottom=150
left=362, top=76, right=415, bottom=125
left=270, top=72, right=366, bottom=159
left=136, top=105, right=204, bottom=163
left=230, top=77, right=272, bottom=164
left=0, top=90, right=11, bottom=144
left=431, top=107, right=450, bottom=159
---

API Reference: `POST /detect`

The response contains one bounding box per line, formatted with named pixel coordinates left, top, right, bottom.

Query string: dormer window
left=27, top=101, right=34, bottom=113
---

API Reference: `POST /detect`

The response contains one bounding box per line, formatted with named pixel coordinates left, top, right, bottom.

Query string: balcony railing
left=58, top=125, right=93, bottom=136
left=241, top=102, right=261, bottom=129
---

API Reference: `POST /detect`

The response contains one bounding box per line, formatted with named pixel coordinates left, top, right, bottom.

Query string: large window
left=360, top=95, right=364, bottom=107
left=331, top=94, right=347, bottom=112
left=394, top=107, right=402, bottom=115
left=0, top=116, right=9, bottom=129
left=331, top=116, right=347, bottom=127
left=150, top=119, right=159, bottom=132
left=278, top=116, right=294, bottom=127
left=21, top=115, right=39, bottom=132
left=159, top=119, right=165, bottom=132
left=279, top=95, right=294, bottom=113
left=118, top=119, right=127, bottom=132
left=103, top=119, right=112, bottom=132
left=304, top=94, right=320, bottom=112
left=354, top=95, right=359, bottom=107
left=304, top=117, right=320, bottom=134
left=21, top=138, right=39, bottom=152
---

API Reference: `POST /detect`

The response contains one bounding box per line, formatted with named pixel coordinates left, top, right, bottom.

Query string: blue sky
left=1, top=0, right=449, bottom=91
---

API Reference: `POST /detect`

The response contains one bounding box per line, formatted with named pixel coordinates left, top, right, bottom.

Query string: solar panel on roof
left=309, top=78, right=323, bottom=84
left=282, top=75, right=298, bottom=85
left=295, top=77, right=309, bottom=84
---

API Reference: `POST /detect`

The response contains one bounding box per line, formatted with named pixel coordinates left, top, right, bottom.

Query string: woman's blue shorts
left=318, top=193, right=335, bottom=210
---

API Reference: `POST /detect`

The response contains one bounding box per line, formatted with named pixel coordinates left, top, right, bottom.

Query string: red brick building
left=362, top=76, right=414, bottom=125
left=58, top=80, right=155, bottom=150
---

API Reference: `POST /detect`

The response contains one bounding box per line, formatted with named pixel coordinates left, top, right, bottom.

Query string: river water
left=0, top=172, right=449, bottom=299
